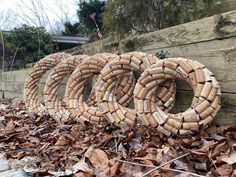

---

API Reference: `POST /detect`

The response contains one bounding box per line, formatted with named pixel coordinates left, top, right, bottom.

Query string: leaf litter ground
left=0, top=99, right=235, bottom=177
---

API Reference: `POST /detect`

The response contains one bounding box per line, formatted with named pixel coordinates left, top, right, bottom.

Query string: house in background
left=51, top=35, right=89, bottom=51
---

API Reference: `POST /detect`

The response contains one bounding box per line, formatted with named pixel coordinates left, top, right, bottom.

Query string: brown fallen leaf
left=74, top=171, right=93, bottom=177
left=120, top=162, right=143, bottom=177
left=217, top=163, right=233, bottom=176
left=5, top=119, right=15, bottom=134
left=89, top=148, right=109, bottom=170
left=231, top=169, right=236, bottom=177
left=221, top=151, right=236, bottom=165
left=55, top=135, right=69, bottom=146
left=194, top=162, right=207, bottom=171
left=144, top=159, right=161, bottom=177
left=103, top=159, right=120, bottom=176
left=173, top=160, right=188, bottom=171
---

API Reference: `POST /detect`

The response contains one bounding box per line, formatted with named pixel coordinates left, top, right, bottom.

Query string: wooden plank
left=119, top=10, right=236, bottom=52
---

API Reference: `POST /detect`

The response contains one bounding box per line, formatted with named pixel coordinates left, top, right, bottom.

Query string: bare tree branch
left=0, top=9, right=17, bottom=30
left=10, top=42, right=21, bottom=71
left=15, top=0, right=77, bottom=33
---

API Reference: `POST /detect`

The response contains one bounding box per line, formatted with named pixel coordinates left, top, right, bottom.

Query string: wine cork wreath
left=134, top=58, right=221, bottom=136
left=44, top=55, right=89, bottom=122
left=24, top=52, right=71, bottom=115
left=65, top=53, right=136, bottom=124
left=96, top=52, right=176, bottom=125
left=24, top=52, right=221, bottom=136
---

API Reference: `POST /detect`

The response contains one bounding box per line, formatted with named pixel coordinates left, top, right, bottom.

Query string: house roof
left=51, top=35, right=89, bottom=44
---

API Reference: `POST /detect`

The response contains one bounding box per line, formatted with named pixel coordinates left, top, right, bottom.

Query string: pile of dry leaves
left=0, top=98, right=235, bottom=177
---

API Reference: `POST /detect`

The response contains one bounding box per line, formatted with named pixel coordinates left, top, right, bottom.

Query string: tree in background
left=62, top=22, right=90, bottom=36
left=4, top=25, right=54, bottom=69
left=102, top=0, right=223, bottom=37
left=77, top=0, right=105, bottom=36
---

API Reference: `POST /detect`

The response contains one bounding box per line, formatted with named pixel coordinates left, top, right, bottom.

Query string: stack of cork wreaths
left=24, top=52, right=221, bottom=136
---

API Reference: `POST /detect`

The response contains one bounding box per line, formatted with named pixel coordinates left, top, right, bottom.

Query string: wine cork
left=167, top=118, right=182, bottom=129
left=189, top=72, right=197, bottom=86
left=195, top=84, right=204, bottom=97
left=112, top=112, right=121, bottom=124
left=164, top=97, right=174, bottom=108
left=211, top=96, right=220, bottom=109
left=146, top=113, right=158, bottom=127
left=211, top=105, right=221, bottom=117
left=182, top=109, right=200, bottom=122
left=116, top=109, right=126, bottom=121
left=124, top=117, right=135, bottom=125
left=106, top=112, right=115, bottom=123
left=133, top=82, right=143, bottom=96
left=199, top=106, right=214, bottom=119
left=137, top=113, right=150, bottom=126
left=130, top=61, right=140, bottom=70
left=151, top=73, right=165, bottom=80
left=149, top=67, right=163, bottom=74
left=179, top=60, right=193, bottom=73
left=154, top=108, right=168, bottom=124
left=179, top=129, right=194, bottom=135
left=176, top=66, right=188, bottom=78
left=203, top=68, right=212, bottom=82
left=89, top=115, right=99, bottom=123
left=98, top=102, right=109, bottom=113
left=217, top=87, right=221, bottom=96
left=164, top=60, right=178, bottom=70
left=168, top=113, right=183, bottom=122
left=161, top=92, right=172, bottom=103
left=199, top=116, right=213, bottom=127
left=157, top=87, right=168, bottom=99
left=207, top=86, right=218, bottom=102
left=157, top=126, right=171, bottom=136
left=195, top=69, right=205, bottom=83
left=164, top=68, right=178, bottom=77
left=136, top=100, right=144, bottom=113
left=187, top=60, right=200, bottom=71
left=164, top=123, right=178, bottom=134
left=152, top=111, right=165, bottom=125
left=103, top=91, right=111, bottom=101
left=138, top=87, right=149, bottom=99
left=200, top=82, right=212, bottom=98
left=182, top=122, right=199, bottom=131
left=195, top=100, right=211, bottom=113
left=125, top=111, right=137, bottom=121
left=145, top=80, right=158, bottom=90
left=144, top=100, right=151, bottom=112
left=140, top=75, right=153, bottom=86
left=118, top=94, right=130, bottom=105
left=108, top=102, right=115, bottom=112
left=119, top=59, right=130, bottom=65
left=211, top=76, right=219, bottom=87
left=131, top=55, right=142, bottom=65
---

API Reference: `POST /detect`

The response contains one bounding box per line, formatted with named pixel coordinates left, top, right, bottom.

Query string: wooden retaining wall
left=1, top=10, right=236, bottom=125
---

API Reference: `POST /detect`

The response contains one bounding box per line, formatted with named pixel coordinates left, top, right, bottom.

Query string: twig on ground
left=141, top=153, right=190, bottom=177
left=114, top=157, right=205, bottom=177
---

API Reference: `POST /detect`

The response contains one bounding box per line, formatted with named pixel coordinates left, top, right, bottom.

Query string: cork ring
left=133, top=58, right=221, bottom=135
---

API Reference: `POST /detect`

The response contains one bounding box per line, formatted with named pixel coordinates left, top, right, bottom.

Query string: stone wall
left=1, top=10, right=236, bottom=125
